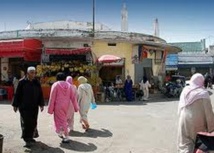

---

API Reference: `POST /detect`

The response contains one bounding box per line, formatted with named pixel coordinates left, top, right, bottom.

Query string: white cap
left=27, top=66, right=36, bottom=72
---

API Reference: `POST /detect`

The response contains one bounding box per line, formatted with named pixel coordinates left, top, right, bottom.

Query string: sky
left=0, top=0, right=214, bottom=46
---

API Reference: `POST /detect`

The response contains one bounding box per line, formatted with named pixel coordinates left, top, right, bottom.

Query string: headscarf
left=178, top=73, right=209, bottom=114
left=27, top=66, right=36, bottom=72
left=56, top=72, right=66, bottom=81
left=78, top=76, right=88, bottom=84
left=66, top=76, right=73, bottom=85
left=143, top=76, right=148, bottom=84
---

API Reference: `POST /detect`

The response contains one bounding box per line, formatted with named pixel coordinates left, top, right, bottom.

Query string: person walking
left=12, top=67, right=44, bottom=147
left=178, top=73, right=214, bottom=153
left=48, top=73, right=79, bottom=143
left=140, top=76, right=151, bottom=101
left=77, top=76, right=95, bottom=131
left=66, top=76, right=78, bottom=131
left=124, top=75, right=133, bottom=101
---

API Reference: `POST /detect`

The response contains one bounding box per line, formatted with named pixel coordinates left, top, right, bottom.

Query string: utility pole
left=92, top=0, right=95, bottom=37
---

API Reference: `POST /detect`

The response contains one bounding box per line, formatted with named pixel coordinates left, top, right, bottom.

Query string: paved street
left=0, top=92, right=214, bottom=153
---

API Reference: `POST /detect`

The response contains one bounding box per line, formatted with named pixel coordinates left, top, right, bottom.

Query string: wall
left=42, top=40, right=91, bottom=48
left=92, top=40, right=134, bottom=82
left=26, top=21, right=111, bottom=31
left=1, top=58, right=9, bottom=81
left=151, top=50, right=165, bottom=76
left=132, top=45, right=164, bottom=77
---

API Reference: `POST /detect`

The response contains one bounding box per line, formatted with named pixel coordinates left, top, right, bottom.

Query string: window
left=83, top=44, right=89, bottom=47
left=108, top=43, right=117, bottom=46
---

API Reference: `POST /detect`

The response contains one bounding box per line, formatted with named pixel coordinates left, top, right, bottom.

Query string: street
left=0, top=92, right=213, bottom=153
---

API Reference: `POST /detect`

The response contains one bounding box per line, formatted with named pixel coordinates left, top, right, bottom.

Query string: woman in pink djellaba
left=66, top=76, right=77, bottom=132
left=48, top=73, right=79, bottom=143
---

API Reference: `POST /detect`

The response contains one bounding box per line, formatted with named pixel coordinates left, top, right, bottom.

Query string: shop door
left=9, top=58, right=23, bottom=78
left=134, top=59, right=152, bottom=84
left=99, top=66, right=123, bottom=86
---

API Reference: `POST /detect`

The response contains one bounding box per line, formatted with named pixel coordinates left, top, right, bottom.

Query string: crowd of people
left=11, top=66, right=214, bottom=152
left=105, top=75, right=152, bottom=102
left=12, top=66, right=96, bottom=147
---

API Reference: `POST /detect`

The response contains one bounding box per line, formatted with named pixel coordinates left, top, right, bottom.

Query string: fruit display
left=36, top=60, right=98, bottom=86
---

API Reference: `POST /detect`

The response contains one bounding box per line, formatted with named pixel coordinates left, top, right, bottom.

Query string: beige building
left=0, top=21, right=181, bottom=87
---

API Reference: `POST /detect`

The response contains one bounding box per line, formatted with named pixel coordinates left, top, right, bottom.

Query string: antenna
left=154, top=18, right=159, bottom=37
left=121, top=1, right=128, bottom=32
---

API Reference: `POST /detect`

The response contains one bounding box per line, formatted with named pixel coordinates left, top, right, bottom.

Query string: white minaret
left=121, top=3, right=128, bottom=32
left=154, top=18, right=159, bottom=37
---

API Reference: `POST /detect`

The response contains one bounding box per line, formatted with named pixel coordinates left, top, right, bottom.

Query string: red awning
left=0, top=39, right=42, bottom=62
left=45, top=47, right=91, bottom=55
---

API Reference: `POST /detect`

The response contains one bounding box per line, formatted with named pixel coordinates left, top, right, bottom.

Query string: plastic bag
left=90, top=103, right=97, bottom=110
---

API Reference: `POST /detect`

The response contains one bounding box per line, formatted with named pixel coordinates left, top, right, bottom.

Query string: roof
left=166, top=52, right=213, bottom=66
left=169, top=41, right=205, bottom=52
left=178, top=52, right=213, bottom=64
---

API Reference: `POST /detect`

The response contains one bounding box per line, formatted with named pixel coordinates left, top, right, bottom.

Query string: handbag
left=194, top=132, right=214, bottom=152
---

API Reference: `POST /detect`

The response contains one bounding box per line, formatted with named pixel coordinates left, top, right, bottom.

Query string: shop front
left=99, top=58, right=125, bottom=86
left=37, top=47, right=97, bottom=99
left=0, top=39, right=42, bottom=101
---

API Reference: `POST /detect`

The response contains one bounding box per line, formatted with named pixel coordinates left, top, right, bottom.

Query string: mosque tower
left=121, top=2, right=128, bottom=32
left=154, top=18, right=160, bottom=37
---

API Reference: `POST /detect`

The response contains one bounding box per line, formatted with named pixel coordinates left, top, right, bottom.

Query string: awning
left=98, top=55, right=122, bottom=63
left=141, top=41, right=182, bottom=53
left=45, top=47, right=91, bottom=55
left=0, top=39, right=42, bottom=62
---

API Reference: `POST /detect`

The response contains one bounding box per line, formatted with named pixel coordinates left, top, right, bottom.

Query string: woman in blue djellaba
left=124, top=75, right=133, bottom=101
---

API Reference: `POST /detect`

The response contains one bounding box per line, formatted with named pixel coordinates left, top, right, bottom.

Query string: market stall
left=37, top=47, right=97, bottom=99
left=0, top=39, right=42, bottom=101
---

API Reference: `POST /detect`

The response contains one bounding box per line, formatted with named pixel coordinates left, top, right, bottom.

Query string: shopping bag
left=195, top=132, right=214, bottom=152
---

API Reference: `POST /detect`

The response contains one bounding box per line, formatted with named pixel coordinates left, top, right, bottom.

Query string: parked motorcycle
left=161, top=81, right=183, bottom=98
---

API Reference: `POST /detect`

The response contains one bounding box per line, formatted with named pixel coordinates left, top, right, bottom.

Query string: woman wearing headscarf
left=178, top=73, right=214, bottom=153
left=48, top=73, right=79, bottom=143
left=124, top=75, right=133, bottom=101
left=139, top=76, right=151, bottom=101
left=66, top=76, right=77, bottom=131
left=77, top=76, right=95, bottom=131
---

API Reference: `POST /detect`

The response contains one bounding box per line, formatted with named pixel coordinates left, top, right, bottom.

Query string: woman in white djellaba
left=77, top=76, right=95, bottom=131
left=177, top=73, right=214, bottom=153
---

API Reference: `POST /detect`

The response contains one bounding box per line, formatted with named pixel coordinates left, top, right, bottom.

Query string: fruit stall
left=37, top=47, right=98, bottom=99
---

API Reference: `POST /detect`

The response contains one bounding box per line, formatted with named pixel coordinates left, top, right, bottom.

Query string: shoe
left=30, top=139, right=36, bottom=143
left=82, top=123, right=87, bottom=129
left=58, top=134, right=64, bottom=139
left=33, top=129, right=39, bottom=138
left=24, top=142, right=32, bottom=148
left=62, top=138, right=70, bottom=143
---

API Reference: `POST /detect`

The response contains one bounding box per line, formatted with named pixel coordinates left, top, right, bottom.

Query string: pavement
left=0, top=91, right=213, bottom=153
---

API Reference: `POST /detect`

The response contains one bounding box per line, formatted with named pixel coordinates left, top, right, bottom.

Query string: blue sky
left=0, top=0, right=214, bottom=46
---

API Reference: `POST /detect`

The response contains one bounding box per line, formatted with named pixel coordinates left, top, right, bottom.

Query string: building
left=166, top=39, right=213, bottom=77
left=0, top=20, right=181, bottom=100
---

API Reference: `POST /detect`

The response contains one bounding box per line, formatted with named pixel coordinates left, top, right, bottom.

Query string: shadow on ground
left=23, top=141, right=64, bottom=153
left=60, top=141, right=97, bottom=152
left=70, top=128, right=113, bottom=138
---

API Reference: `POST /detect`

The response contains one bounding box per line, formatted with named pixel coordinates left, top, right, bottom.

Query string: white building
left=25, top=20, right=111, bottom=31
